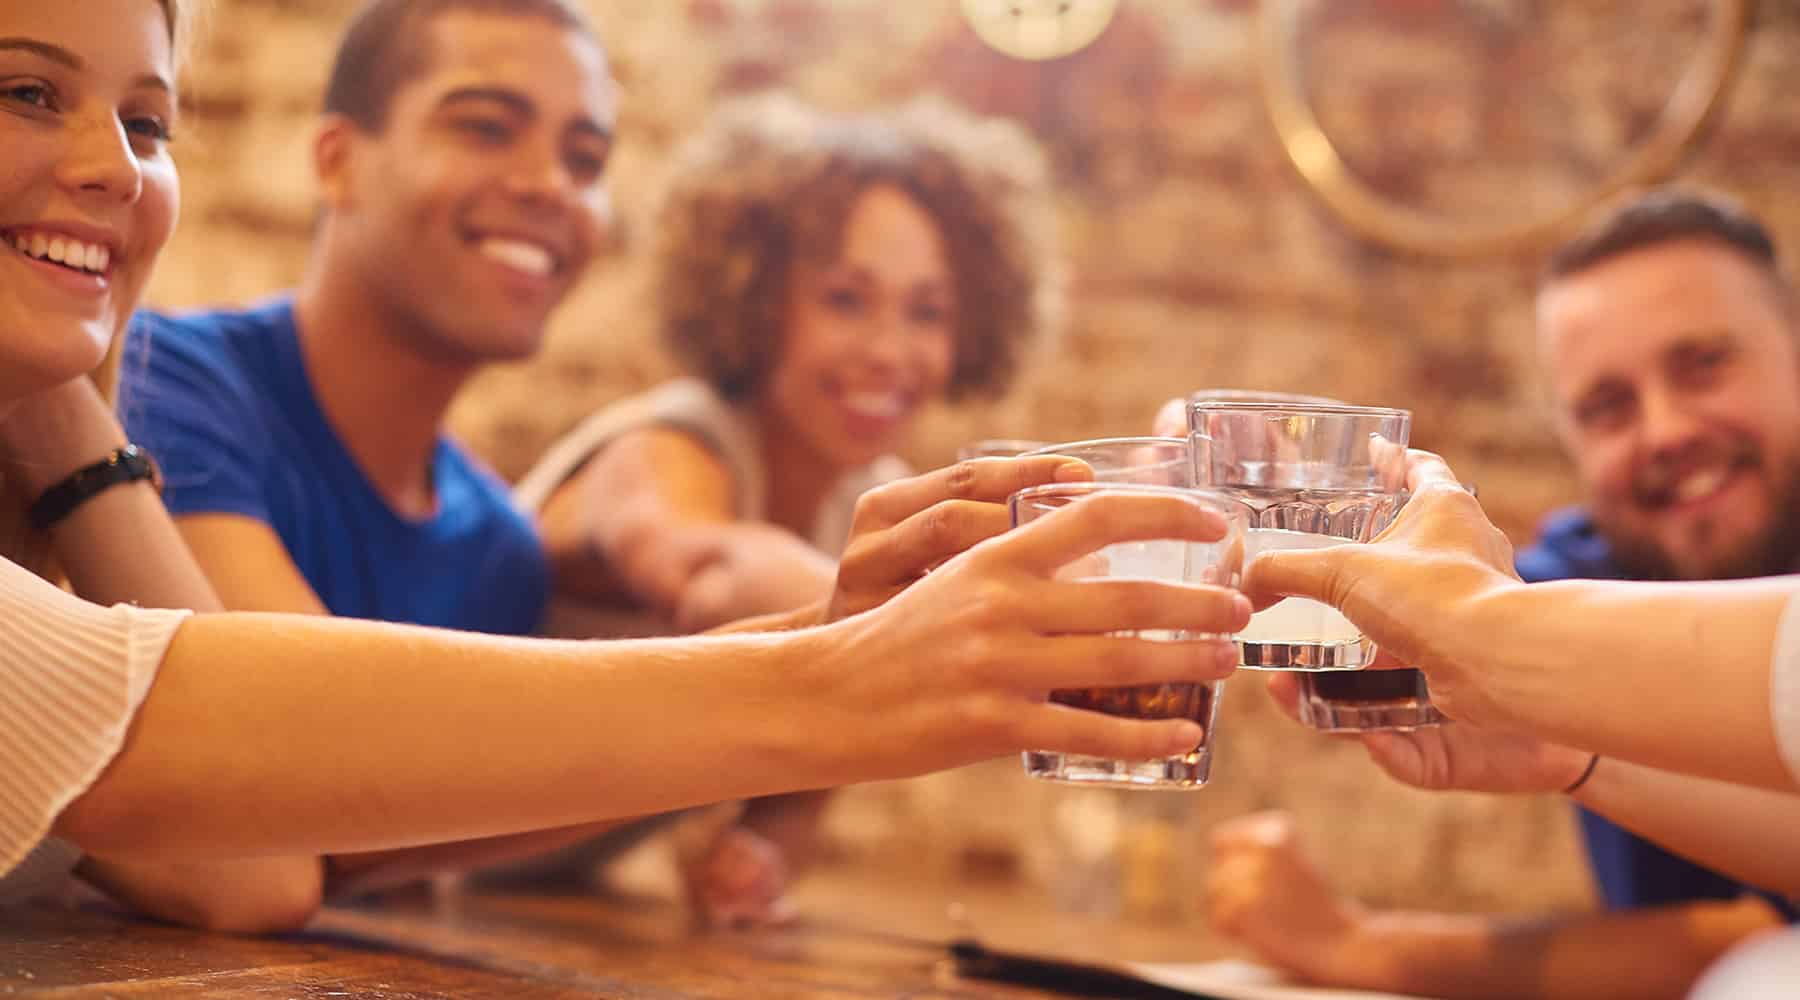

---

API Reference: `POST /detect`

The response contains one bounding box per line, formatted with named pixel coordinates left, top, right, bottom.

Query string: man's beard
left=1596, top=451, right=1800, bottom=581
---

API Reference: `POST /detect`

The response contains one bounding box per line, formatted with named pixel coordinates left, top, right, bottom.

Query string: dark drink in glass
left=1023, top=680, right=1219, bottom=787
left=1298, top=668, right=1443, bottom=731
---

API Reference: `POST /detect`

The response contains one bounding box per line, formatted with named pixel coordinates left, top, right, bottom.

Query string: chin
left=19, top=335, right=110, bottom=390
left=837, top=437, right=899, bottom=468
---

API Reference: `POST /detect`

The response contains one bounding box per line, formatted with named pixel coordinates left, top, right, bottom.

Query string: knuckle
left=956, top=693, right=1012, bottom=740
left=848, top=484, right=892, bottom=529
left=959, top=627, right=1009, bottom=672
left=837, top=533, right=877, bottom=570
left=970, top=578, right=1021, bottom=626
left=918, top=503, right=961, bottom=551
left=946, top=460, right=980, bottom=499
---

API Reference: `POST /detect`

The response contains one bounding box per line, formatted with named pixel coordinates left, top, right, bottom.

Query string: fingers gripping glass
left=1007, top=479, right=1247, bottom=789
left=1188, top=400, right=1442, bottom=731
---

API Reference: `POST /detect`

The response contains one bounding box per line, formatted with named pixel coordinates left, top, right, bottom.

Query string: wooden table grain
left=0, top=863, right=1233, bottom=998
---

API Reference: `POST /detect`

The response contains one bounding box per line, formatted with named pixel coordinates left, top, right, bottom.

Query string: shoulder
left=1514, top=506, right=1611, bottom=583
left=514, top=378, right=742, bottom=512
left=126, top=298, right=291, bottom=361
left=582, top=427, right=737, bottom=518
left=121, top=299, right=295, bottom=403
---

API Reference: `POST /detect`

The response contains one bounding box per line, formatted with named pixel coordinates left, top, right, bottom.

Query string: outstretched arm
left=538, top=429, right=834, bottom=632
left=53, top=487, right=1249, bottom=863
left=1246, top=454, right=1794, bottom=791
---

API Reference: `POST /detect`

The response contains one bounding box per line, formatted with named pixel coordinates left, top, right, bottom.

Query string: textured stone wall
left=146, top=0, right=1800, bottom=921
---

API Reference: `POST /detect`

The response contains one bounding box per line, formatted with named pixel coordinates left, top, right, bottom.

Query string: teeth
left=8, top=231, right=110, bottom=274
left=1673, top=467, right=1729, bottom=504
left=479, top=238, right=554, bottom=277
left=844, top=391, right=905, bottom=419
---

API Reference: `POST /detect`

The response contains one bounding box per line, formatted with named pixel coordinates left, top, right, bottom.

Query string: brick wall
left=146, top=0, right=1800, bottom=921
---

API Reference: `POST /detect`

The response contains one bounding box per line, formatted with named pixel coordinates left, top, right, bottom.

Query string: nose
left=501, top=139, right=575, bottom=208
left=1636, top=386, right=1706, bottom=460
left=57, top=113, right=144, bottom=204
left=861, top=306, right=917, bottom=371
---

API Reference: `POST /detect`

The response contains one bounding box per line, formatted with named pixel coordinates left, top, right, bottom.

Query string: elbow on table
left=56, top=786, right=326, bottom=935
left=176, top=867, right=324, bottom=935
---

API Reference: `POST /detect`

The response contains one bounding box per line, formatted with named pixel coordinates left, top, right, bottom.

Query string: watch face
left=959, top=0, right=1122, bottom=60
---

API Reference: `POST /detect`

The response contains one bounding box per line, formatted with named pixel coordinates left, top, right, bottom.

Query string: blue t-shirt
left=1518, top=508, right=1796, bottom=920
left=119, top=298, right=547, bottom=635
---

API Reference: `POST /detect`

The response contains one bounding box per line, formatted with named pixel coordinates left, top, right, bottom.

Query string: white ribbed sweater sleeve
left=1772, top=591, right=1800, bottom=787
left=0, top=558, right=189, bottom=877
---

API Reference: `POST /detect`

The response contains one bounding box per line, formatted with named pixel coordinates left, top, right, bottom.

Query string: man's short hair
left=323, top=0, right=599, bottom=132
left=1545, top=188, right=1783, bottom=288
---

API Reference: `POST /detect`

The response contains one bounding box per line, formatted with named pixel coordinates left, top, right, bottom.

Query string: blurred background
left=147, top=0, right=1800, bottom=932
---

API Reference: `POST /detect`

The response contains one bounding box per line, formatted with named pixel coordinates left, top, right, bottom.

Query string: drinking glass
left=1188, top=394, right=1442, bottom=729
left=1020, top=437, right=1192, bottom=486
left=1008, top=480, right=1247, bottom=788
left=958, top=439, right=1051, bottom=460
left=1188, top=401, right=1407, bottom=671
left=1189, top=388, right=1341, bottom=406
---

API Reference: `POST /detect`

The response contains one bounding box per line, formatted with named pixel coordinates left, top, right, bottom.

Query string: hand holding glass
left=1008, top=471, right=1246, bottom=788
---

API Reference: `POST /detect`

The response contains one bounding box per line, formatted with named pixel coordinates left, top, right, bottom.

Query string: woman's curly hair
left=651, top=93, right=1062, bottom=404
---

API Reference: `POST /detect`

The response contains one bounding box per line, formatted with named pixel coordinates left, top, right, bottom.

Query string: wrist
left=26, top=444, right=162, bottom=532
left=1318, top=906, right=1395, bottom=990
left=755, top=625, right=858, bottom=786
left=1339, top=910, right=1444, bottom=995
left=1560, top=751, right=1600, bottom=795
left=1565, top=752, right=1607, bottom=805
left=1444, top=578, right=1533, bottom=726
left=0, top=384, right=129, bottom=495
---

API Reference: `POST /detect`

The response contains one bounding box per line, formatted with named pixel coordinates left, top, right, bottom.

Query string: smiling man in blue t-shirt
left=118, top=0, right=622, bottom=894
left=121, top=0, right=617, bottom=632
left=1514, top=188, right=1800, bottom=936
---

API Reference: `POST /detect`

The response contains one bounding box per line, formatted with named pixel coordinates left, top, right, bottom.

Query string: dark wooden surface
left=0, top=863, right=1231, bottom=998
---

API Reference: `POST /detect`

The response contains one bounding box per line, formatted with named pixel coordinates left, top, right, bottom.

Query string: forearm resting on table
left=1468, top=579, right=1793, bottom=790
left=323, top=819, right=643, bottom=898
left=1339, top=898, right=1784, bottom=1000
left=54, top=614, right=835, bottom=862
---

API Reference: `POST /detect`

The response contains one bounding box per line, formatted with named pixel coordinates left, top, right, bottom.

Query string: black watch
left=27, top=444, right=163, bottom=532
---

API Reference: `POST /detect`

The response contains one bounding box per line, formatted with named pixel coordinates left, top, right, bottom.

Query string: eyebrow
left=0, top=38, right=172, bottom=94
left=836, top=262, right=953, bottom=290
left=437, top=86, right=612, bottom=141
left=0, top=38, right=80, bottom=68
left=1663, top=329, right=1734, bottom=351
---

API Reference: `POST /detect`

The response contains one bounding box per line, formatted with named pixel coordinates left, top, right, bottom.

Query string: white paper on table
left=1125, top=960, right=1440, bottom=1000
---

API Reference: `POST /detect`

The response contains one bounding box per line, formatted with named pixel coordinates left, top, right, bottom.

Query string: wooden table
left=0, top=863, right=1237, bottom=998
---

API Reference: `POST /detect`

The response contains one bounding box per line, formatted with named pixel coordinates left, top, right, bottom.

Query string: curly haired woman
left=515, top=93, right=1061, bottom=925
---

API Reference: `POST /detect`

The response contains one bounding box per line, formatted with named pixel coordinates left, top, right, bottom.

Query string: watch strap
left=27, top=444, right=163, bottom=532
